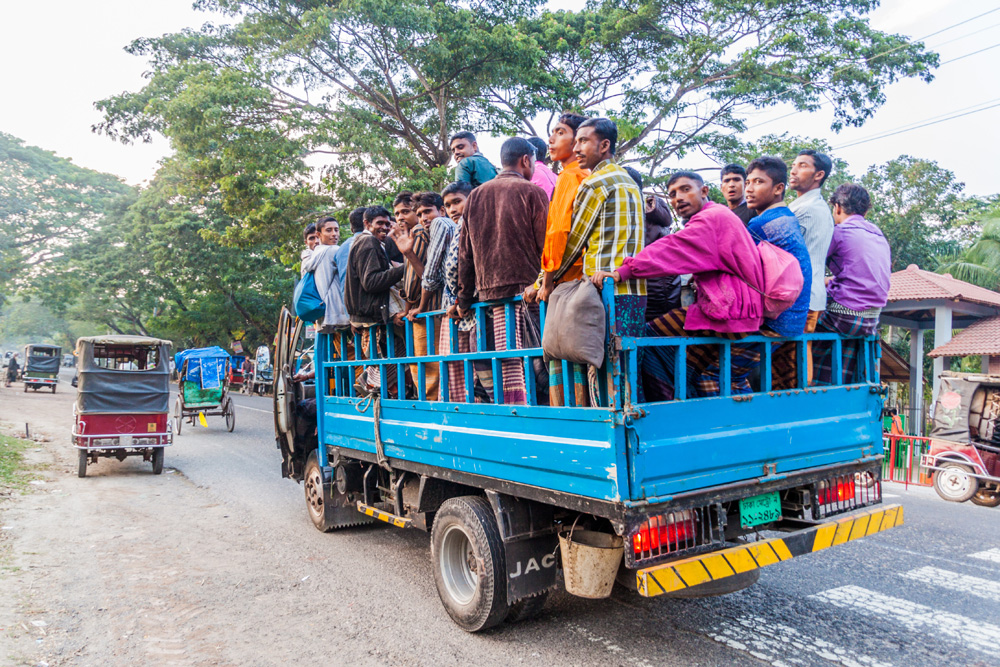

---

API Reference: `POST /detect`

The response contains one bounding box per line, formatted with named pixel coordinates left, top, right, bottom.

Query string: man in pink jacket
left=592, top=171, right=764, bottom=399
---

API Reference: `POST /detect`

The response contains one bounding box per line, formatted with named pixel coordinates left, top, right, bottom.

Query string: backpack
left=293, top=272, right=325, bottom=322
left=754, top=240, right=804, bottom=319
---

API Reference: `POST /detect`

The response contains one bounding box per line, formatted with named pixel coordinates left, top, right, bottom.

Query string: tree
left=95, top=0, right=936, bottom=242
left=715, top=133, right=855, bottom=198
left=860, top=156, right=966, bottom=271
left=937, top=216, right=1000, bottom=291
left=0, top=133, right=134, bottom=301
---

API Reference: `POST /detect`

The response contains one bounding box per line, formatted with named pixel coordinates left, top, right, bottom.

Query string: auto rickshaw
left=73, top=335, right=173, bottom=477
left=23, top=343, right=61, bottom=393
left=230, top=354, right=247, bottom=390
left=249, top=345, right=273, bottom=395
left=173, top=346, right=236, bottom=434
left=922, top=372, right=1000, bottom=507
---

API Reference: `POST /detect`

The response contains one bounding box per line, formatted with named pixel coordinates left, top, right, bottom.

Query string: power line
left=940, top=40, right=1000, bottom=64
left=832, top=101, right=1000, bottom=150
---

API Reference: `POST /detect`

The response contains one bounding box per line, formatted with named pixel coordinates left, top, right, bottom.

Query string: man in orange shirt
left=524, top=112, right=589, bottom=405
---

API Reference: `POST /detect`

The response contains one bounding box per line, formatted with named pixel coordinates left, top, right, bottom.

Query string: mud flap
left=486, top=491, right=559, bottom=603
left=322, top=465, right=375, bottom=529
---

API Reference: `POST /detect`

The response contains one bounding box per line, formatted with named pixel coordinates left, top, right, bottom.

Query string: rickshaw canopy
left=74, top=335, right=172, bottom=414
left=175, top=346, right=230, bottom=390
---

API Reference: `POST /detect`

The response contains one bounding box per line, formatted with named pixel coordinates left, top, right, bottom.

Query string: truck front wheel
left=431, top=496, right=508, bottom=632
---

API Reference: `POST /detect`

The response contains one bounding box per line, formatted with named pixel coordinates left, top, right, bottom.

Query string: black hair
left=316, top=215, right=338, bottom=232
left=441, top=181, right=473, bottom=199
left=577, top=117, right=618, bottom=155
left=624, top=166, right=643, bottom=191
left=499, top=137, right=536, bottom=168
left=303, top=222, right=317, bottom=240
left=746, top=156, right=788, bottom=187
left=363, top=205, right=391, bottom=224
left=797, top=149, right=834, bottom=187
left=449, top=131, right=476, bottom=146
left=556, top=112, right=588, bottom=134
left=413, top=191, right=445, bottom=211
left=829, top=183, right=871, bottom=216
left=526, top=136, right=548, bottom=164
left=666, top=171, right=705, bottom=188
left=392, top=192, right=413, bottom=209
left=720, top=163, right=747, bottom=180
left=348, top=206, right=366, bottom=233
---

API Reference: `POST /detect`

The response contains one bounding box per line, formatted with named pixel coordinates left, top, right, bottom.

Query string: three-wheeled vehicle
left=23, top=343, right=61, bottom=393
left=73, top=336, right=173, bottom=477
left=173, top=347, right=236, bottom=434
left=248, top=345, right=273, bottom=396
left=230, top=354, right=247, bottom=391
left=923, top=372, right=1000, bottom=507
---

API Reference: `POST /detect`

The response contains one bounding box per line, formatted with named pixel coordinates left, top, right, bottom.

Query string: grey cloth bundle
left=542, top=279, right=607, bottom=368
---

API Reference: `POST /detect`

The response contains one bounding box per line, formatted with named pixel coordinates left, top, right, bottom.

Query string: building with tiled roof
left=928, top=316, right=1000, bottom=375
left=882, top=265, right=1000, bottom=435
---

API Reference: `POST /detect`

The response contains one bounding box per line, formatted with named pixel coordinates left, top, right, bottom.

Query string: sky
left=1, top=0, right=998, bottom=195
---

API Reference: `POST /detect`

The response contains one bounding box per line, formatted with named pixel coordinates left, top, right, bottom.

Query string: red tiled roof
left=929, top=316, right=1000, bottom=357
left=888, top=264, right=1000, bottom=308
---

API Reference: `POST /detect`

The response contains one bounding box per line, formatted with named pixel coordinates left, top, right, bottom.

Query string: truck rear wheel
left=933, top=462, right=978, bottom=503
left=431, top=496, right=508, bottom=632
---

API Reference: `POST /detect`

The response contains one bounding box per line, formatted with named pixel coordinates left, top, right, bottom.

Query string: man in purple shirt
left=815, top=183, right=891, bottom=384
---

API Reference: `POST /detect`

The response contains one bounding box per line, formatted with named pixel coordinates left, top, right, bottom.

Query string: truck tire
left=933, top=462, right=978, bottom=503
left=431, top=496, right=508, bottom=632
left=506, top=591, right=549, bottom=623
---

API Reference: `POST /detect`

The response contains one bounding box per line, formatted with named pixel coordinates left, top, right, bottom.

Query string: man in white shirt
left=789, top=149, right=835, bottom=383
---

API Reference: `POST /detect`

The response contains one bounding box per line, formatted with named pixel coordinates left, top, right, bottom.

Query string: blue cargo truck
left=273, top=285, right=901, bottom=632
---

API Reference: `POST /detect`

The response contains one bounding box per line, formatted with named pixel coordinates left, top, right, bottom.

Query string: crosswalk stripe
left=811, top=585, right=1000, bottom=659
left=709, top=614, right=892, bottom=667
left=969, top=548, right=1000, bottom=564
left=900, top=566, right=1000, bottom=603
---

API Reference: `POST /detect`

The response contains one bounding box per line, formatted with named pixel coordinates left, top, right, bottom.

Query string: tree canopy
left=94, top=0, right=938, bottom=242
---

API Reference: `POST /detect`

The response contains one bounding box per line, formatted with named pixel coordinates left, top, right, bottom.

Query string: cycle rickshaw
left=173, top=346, right=236, bottom=434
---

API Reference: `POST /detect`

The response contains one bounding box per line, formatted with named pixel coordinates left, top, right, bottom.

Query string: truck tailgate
left=629, top=386, right=883, bottom=500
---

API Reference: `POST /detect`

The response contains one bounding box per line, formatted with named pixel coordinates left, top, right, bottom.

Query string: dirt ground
left=0, top=384, right=310, bottom=667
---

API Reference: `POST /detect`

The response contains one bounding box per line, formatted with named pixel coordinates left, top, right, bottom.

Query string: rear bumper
left=635, top=503, right=903, bottom=597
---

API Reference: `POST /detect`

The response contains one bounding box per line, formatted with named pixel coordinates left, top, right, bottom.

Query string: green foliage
left=717, top=133, right=855, bottom=196
left=0, top=132, right=134, bottom=301
left=937, top=217, right=1000, bottom=291
left=0, top=299, right=102, bottom=352
left=95, top=0, right=937, bottom=240
left=861, top=156, right=965, bottom=271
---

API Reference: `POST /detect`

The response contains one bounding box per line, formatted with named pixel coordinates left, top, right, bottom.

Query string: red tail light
left=817, top=476, right=856, bottom=505
left=633, top=511, right=697, bottom=554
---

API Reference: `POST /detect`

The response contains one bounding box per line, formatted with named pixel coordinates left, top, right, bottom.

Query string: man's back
left=457, top=171, right=547, bottom=308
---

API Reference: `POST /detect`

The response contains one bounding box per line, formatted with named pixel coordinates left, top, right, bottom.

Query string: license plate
left=740, top=491, right=781, bottom=528
left=119, top=435, right=133, bottom=447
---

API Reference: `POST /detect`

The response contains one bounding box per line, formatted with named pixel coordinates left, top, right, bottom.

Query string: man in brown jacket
left=457, top=137, right=548, bottom=405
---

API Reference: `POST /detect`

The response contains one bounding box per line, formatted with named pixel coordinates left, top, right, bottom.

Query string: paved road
left=157, top=389, right=1000, bottom=666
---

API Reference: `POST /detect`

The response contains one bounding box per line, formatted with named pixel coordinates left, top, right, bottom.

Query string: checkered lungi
left=813, top=304, right=880, bottom=385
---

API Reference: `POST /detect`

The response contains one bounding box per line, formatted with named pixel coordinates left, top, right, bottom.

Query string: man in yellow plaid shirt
left=543, top=117, right=647, bottom=340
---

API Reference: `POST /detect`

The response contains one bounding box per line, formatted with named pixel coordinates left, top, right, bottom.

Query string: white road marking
left=881, top=493, right=899, bottom=498
left=233, top=405, right=271, bottom=414
left=812, top=585, right=1000, bottom=659
left=900, top=566, right=1000, bottom=603
left=709, top=615, right=891, bottom=667
left=563, top=623, right=655, bottom=667
left=969, top=548, right=1000, bottom=564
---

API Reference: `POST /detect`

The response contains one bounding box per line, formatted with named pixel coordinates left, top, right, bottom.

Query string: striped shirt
left=556, top=159, right=645, bottom=296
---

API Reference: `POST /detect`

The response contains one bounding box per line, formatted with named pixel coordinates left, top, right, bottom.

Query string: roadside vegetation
left=0, top=432, right=34, bottom=494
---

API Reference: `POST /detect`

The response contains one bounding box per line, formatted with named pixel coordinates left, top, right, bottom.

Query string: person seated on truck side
left=743, top=156, right=813, bottom=390
left=813, top=183, right=891, bottom=385
left=345, top=206, right=407, bottom=396
left=457, top=137, right=548, bottom=406
left=592, top=171, right=765, bottom=400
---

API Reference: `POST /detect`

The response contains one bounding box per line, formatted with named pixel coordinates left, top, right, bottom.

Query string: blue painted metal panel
left=321, top=398, right=625, bottom=501
left=627, top=387, right=884, bottom=499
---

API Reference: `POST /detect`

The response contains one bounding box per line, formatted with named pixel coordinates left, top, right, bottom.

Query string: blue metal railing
left=317, top=279, right=878, bottom=410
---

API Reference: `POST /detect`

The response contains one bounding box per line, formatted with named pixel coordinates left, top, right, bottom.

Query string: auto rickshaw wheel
left=174, top=396, right=183, bottom=435
left=933, top=462, right=978, bottom=503
left=971, top=487, right=1000, bottom=508
left=152, top=448, right=164, bottom=475
left=52, top=384, right=56, bottom=394
left=77, top=450, right=87, bottom=478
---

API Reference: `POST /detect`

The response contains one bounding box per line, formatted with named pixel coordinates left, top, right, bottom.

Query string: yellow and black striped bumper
left=636, top=504, right=903, bottom=597
left=356, top=501, right=411, bottom=529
